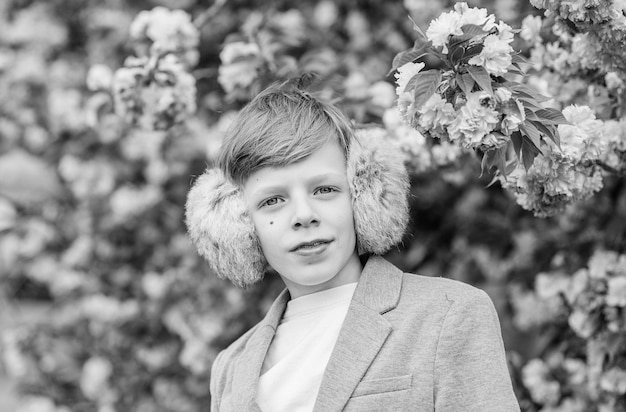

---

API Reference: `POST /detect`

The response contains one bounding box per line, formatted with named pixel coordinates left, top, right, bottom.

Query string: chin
left=283, top=261, right=341, bottom=286
left=292, top=268, right=338, bottom=286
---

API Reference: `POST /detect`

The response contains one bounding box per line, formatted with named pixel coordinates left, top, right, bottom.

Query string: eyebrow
left=249, top=172, right=346, bottom=197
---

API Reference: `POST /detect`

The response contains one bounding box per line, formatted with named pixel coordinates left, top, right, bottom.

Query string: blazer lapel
left=313, top=256, right=403, bottom=411
left=231, top=289, right=290, bottom=412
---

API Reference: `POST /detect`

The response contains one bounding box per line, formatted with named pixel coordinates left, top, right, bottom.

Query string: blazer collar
left=231, top=288, right=290, bottom=412
left=350, top=255, right=403, bottom=314
left=314, top=255, right=403, bottom=411
left=231, top=256, right=403, bottom=412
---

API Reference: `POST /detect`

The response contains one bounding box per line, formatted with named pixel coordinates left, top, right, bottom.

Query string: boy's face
left=243, top=140, right=362, bottom=298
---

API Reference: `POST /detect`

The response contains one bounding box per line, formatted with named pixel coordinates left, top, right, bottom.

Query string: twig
left=193, top=0, right=228, bottom=29
left=596, top=160, right=626, bottom=177
left=192, top=67, right=218, bottom=80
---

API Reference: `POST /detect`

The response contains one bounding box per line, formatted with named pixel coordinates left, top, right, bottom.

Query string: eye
left=259, top=197, right=282, bottom=208
left=314, top=186, right=337, bottom=195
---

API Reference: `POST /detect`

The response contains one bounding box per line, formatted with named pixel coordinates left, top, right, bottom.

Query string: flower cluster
left=515, top=249, right=626, bottom=410
left=392, top=2, right=568, bottom=157
left=391, top=3, right=608, bottom=215
left=564, top=250, right=626, bottom=337
left=521, top=355, right=591, bottom=411
left=216, top=8, right=314, bottom=100
left=129, top=6, right=200, bottom=68
left=498, top=105, right=608, bottom=217
left=218, top=41, right=263, bottom=97
left=522, top=12, right=626, bottom=93
left=601, top=118, right=626, bottom=172
left=380, top=108, right=466, bottom=176
left=530, top=0, right=622, bottom=26
left=106, top=7, right=199, bottom=130
left=112, top=54, right=196, bottom=130
left=394, top=21, right=527, bottom=153
left=529, top=0, right=626, bottom=75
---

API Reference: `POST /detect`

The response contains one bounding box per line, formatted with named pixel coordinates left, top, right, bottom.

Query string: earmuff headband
left=185, top=128, right=410, bottom=287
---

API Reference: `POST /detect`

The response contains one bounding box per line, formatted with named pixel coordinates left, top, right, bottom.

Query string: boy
left=185, top=81, right=520, bottom=411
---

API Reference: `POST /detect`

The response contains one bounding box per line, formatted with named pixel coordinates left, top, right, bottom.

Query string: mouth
left=290, top=239, right=332, bottom=252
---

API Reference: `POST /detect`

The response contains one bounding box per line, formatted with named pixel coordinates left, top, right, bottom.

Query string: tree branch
left=193, top=0, right=228, bottom=29
left=596, top=160, right=626, bottom=177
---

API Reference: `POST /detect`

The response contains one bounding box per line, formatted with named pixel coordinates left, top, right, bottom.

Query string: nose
left=291, top=195, right=320, bottom=229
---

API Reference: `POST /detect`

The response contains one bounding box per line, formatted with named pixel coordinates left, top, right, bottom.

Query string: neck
left=284, top=253, right=363, bottom=299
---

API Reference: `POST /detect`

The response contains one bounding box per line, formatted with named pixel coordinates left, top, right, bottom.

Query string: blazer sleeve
left=210, top=351, right=225, bottom=412
left=434, top=289, right=520, bottom=412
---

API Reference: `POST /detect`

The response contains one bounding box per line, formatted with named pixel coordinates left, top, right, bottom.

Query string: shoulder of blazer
left=395, top=270, right=493, bottom=316
left=212, top=288, right=290, bottom=377
left=218, top=321, right=263, bottom=361
left=402, top=271, right=486, bottom=296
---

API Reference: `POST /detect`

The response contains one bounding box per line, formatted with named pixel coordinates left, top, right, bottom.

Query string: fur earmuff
left=348, top=128, right=410, bottom=255
left=185, top=129, right=410, bottom=287
left=185, top=169, right=266, bottom=287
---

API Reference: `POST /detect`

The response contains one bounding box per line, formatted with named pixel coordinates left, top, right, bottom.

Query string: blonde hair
left=217, top=81, right=354, bottom=185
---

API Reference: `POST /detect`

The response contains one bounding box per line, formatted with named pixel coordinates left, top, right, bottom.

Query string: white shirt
left=256, top=283, right=358, bottom=412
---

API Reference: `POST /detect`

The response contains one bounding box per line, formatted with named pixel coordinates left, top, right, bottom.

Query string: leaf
left=521, top=149, right=535, bottom=171
left=389, top=46, right=430, bottom=76
left=506, top=64, right=526, bottom=76
left=480, top=150, right=493, bottom=177
left=505, top=159, right=518, bottom=175
left=404, top=72, right=422, bottom=93
left=519, top=122, right=543, bottom=150
left=448, top=44, right=465, bottom=66
left=480, top=146, right=508, bottom=177
left=536, top=108, right=570, bottom=125
left=494, top=146, right=508, bottom=177
left=511, top=53, right=529, bottom=65
left=485, top=174, right=500, bottom=187
left=461, top=43, right=484, bottom=61
left=411, top=70, right=442, bottom=111
left=461, top=73, right=476, bottom=95
left=507, top=83, right=552, bottom=102
left=456, top=73, right=475, bottom=96
left=516, top=96, right=544, bottom=111
left=530, top=120, right=560, bottom=146
left=461, top=24, right=487, bottom=36
left=466, top=65, right=493, bottom=95
left=523, top=108, right=541, bottom=122
left=500, top=71, right=525, bottom=82
left=521, top=139, right=541, bottom=170
left=505, top=98, right=524, bottom=117
left=521, top=138, right=541, bottom=170
left=390, top=49, right=419, bottom=75
left=408, top=15, right=428, bottom=42
left=448, top=34, right=474, bottom=53
left=511, top=131, right=523, bottom=157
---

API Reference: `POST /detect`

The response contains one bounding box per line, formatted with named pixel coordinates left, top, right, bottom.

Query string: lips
left=290, top=239, right=332, bottom=252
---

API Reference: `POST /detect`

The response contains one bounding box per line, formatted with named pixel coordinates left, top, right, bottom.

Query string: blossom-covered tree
left=0, top=0, right=625, bottom=411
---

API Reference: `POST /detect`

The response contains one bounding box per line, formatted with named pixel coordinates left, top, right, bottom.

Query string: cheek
left=332, top=199, right=357, bottom=235
left=250, top=215, right=279, bottom=250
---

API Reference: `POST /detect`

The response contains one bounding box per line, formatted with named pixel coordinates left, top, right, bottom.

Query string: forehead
left=243, top=140, right=348, bottom=193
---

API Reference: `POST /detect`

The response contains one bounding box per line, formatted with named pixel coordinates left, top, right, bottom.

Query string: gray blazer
left=210, top=256, right=520, bottom=411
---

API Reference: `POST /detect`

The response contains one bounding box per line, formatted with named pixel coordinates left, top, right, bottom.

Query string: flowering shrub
left=112, top=54, right=197, bottom=130
left=0, top=1, right=625, bottom=411
left=109, top=7, right=199, bottom=130
left=498, top=105, right=607, bottom=217
left=391, top=2, right=626, bottom=217
left=529, top=0, right=626, bottom=75
left=514, top=250, right=626, bottom=411
left=129, top=7, right=200, bottom=68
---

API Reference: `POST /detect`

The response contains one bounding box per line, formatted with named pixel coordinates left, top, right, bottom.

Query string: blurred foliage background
left=0, top=0, right=625, bottom=411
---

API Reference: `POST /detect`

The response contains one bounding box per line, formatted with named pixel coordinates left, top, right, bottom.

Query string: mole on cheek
left=269, top=221, right=274, bottom=225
